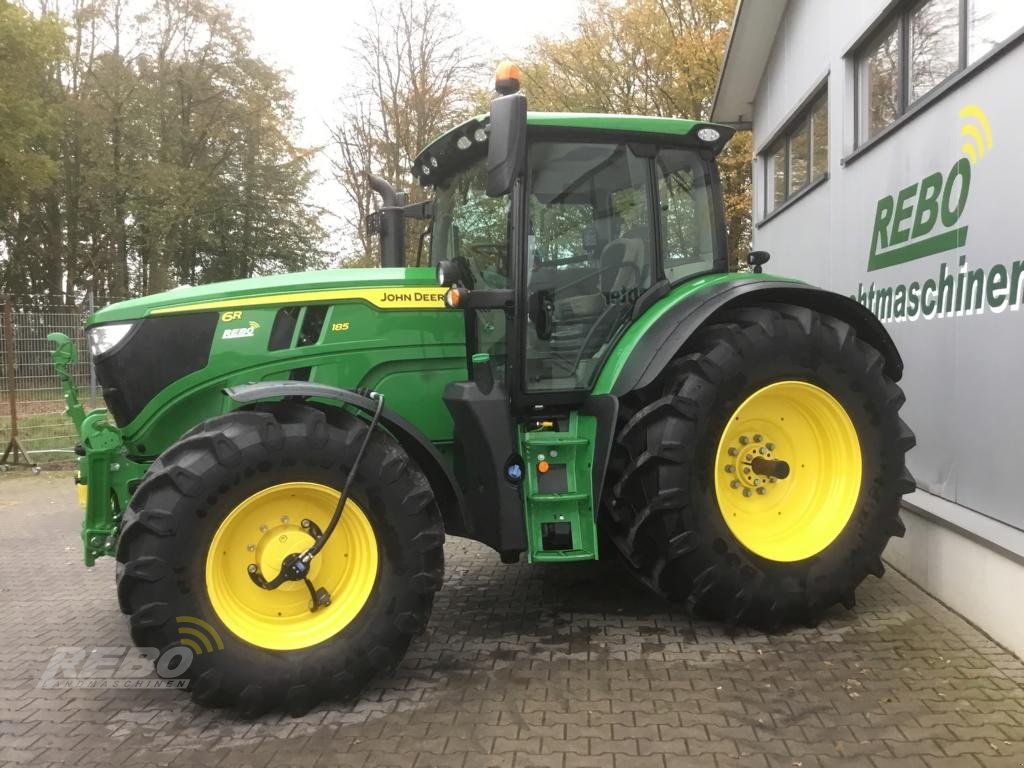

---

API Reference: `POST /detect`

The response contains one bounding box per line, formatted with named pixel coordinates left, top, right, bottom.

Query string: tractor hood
left=87, top=267, right=440, bottom=325
left=83, top=264, right=459, bottom=438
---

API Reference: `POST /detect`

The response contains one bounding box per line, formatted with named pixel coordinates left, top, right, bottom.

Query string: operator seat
left=548, top=234, right=647, bottom=366
left=553, top=233, right=647, bottom=321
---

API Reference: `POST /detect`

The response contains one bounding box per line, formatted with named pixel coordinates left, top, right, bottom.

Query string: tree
left=0, top=0, right=326, bottom=304
left=525, top=0, right=752, bottom=268
left=0, top=0, right=65, bottom=296
left=328, top=0, right=481, bottom=266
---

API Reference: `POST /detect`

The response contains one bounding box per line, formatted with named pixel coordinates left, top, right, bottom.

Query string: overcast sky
left=222, top=0, right=583, bottom=251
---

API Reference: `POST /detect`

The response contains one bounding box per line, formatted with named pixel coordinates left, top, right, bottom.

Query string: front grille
left=93, top=313, right=218, bottom=426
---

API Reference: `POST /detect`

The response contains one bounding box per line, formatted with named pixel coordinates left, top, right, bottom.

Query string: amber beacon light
left=495, top=61, right=522, bottom=95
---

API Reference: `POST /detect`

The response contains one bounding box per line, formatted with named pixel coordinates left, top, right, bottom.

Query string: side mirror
left=486, top=92, right=527, bottom=197
left=747, top=250, right=771, bottom=274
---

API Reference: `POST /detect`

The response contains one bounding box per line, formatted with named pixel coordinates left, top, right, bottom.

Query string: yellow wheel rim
left=714, top=381, right=862, bottom=562
left=205, top=482, right=378, bottom=651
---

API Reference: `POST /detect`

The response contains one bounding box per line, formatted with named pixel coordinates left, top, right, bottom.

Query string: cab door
left=517, top=139, right=657, bottom=406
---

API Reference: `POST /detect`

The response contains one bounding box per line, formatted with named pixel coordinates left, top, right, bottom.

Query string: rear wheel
left=115, top=403, right=444, bottom=716
left=602, top=303, right=915, bottom=628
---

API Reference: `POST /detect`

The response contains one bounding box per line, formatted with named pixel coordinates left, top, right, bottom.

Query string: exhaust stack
left=367, top=174, right=406, bottom=269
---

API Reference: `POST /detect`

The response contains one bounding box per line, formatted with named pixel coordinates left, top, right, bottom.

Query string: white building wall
left=746, top=0, right=1024, bottom=655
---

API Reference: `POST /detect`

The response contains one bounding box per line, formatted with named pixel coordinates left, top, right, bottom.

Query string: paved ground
left=2, top=473, right=1024, bottom=767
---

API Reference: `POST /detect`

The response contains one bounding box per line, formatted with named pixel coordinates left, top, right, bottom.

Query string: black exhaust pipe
left=367, top=174, right=406, bottom=269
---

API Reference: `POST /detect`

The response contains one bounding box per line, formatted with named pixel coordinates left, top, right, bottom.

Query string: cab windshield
left=430, top=156, right=511, bottom=371
left=429, top=157, right=510, bottom=289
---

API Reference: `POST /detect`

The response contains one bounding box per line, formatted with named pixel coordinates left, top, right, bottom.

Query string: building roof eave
left=711, top=0, right=789, bottom=125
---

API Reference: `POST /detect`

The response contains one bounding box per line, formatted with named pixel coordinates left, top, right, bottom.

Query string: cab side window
left=656, top=149, right=715, bottom=283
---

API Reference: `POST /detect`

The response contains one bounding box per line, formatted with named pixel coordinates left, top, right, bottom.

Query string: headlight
left=87, top=323, right=134, bottom=356
left=436, top=260, right=455, bottom=287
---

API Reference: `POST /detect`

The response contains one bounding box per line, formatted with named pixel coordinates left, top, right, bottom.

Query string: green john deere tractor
left=51, top=64, right=914, bottom=716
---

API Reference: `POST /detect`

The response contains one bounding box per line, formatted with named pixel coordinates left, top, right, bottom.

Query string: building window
left=861, top=20, right=900, bottom=142
left=969, top=0, right=1024, bottom=62
left=856, top=0, right=1024, bottom=146
left=910, top=0, right=960, bottom=103
left=763, top=90, right=827, bottom=217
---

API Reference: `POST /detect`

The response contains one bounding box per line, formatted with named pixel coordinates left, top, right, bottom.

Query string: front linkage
left=48, top=333, right=147, bottom=565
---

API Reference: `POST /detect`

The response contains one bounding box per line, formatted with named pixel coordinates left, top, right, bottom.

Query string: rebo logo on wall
left=853, top=105, right=1024, bottom=323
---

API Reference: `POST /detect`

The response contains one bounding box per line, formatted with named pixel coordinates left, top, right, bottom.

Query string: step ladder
left=518, top=412, right=599, bottom=563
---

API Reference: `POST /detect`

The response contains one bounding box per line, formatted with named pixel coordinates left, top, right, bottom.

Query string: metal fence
left=0, top=295, right=121, bottom=469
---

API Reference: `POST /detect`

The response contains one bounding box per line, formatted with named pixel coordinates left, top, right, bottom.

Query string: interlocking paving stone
left=2, top=473, right=1024, bottom=767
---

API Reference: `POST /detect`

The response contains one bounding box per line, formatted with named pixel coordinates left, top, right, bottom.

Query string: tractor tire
left=115, top=403, right=444, bottom=717
left=602, top=303, right=915, bottom=629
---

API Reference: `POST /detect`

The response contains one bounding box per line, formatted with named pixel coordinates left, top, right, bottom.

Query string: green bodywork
left=88, top=268, right=464, bottom=454
left=50, top=110, right=781, bottom=566
left=52, top=269, right=778, bottom=565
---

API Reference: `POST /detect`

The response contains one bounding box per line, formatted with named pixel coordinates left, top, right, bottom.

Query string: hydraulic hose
left=303, top=391, right=385, bottom=560
left=246, top=391, right=385, bottom=610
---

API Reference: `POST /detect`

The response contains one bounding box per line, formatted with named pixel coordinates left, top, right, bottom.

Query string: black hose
left=303, top=392, right=384, bottom=560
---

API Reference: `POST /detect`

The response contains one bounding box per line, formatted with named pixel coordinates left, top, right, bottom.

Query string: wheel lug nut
left=259, top=524, right=268, bottom=533
left=728, top=447, right=738, bottom=457
left=739, top=436, right=749, bottom=445
left=746, top=453, right=754, bottom=461
left=743, top=467, right=751, bottom=473
left=756, top=487, right=766, bottom=495
left=247, top=564, right=258, bottom=574
left=725, top=465, right=734, bottom=473
left=766, top=443, right=775, bottom=451
left=281, top=516, right=289, bottom=524
left=730, top=480, right=740, bottom=489
left=247, top=544, right=255, bottom=552
left=742, top=489, right=752, bottom=497
left=753, top=434, right=763, bottom=443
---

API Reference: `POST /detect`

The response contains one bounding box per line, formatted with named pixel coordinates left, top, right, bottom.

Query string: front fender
left=596, top=277, right=903, bottom=398
left=225, top=381, right=469, bottom=537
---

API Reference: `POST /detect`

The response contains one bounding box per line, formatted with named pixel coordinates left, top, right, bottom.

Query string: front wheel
left=602, top=303, right=915, bottom=628
left=115, top=403, right=444, bottom=716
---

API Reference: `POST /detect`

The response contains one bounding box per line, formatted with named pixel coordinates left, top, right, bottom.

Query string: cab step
left=517, top=412, right=599, bottom=563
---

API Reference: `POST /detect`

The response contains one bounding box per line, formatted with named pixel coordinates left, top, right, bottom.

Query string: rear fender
left=604, top=279, right=903, bottom=398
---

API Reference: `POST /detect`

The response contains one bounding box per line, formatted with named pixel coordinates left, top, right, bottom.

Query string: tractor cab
left=389, top=66, right=740, bottom=563
left=417, top=75, right=733, bottom=412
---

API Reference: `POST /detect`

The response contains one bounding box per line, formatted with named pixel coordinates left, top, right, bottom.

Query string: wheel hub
left=722, top=432, right=790, bottom=497
left=254, top=524, right=318, bottom=590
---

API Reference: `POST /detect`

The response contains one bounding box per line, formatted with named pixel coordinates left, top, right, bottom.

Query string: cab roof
left=412, top=111, right=734, bottom=186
